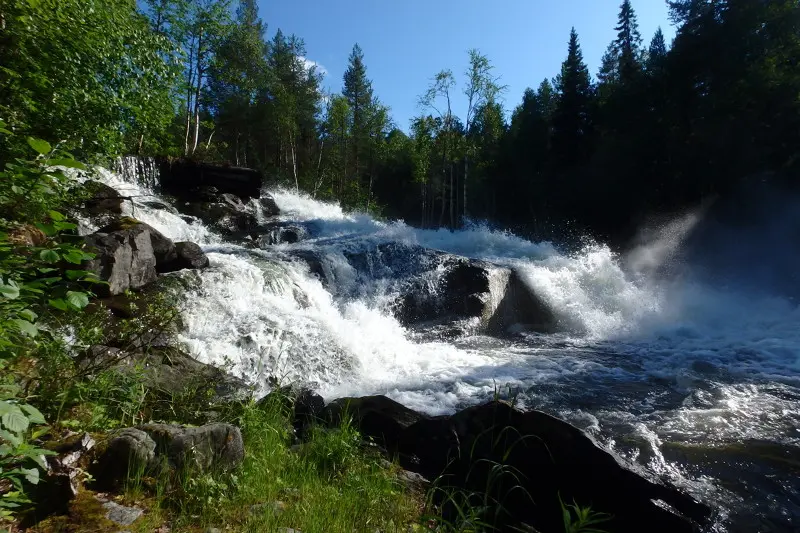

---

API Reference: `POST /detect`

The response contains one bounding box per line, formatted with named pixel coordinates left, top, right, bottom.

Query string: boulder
left=394, top=400, right=712, bottom=533
left=181, top=194, right=258, bottom=238
left=84, top=222, right=158, bottom=296
left=260, top=384, right=325, bottom=434
left=160, top=241, right=209, bottom=272
left=80, top=180, right=123, bottom=215
left=158, top=159, right=263, bottom=201
left=137, top=423, right=244, bottom=471
left=323, top=396, right=429, bottom=452
left=260, top=194, right=281, bottom=217
left=92, top=428, right=157, bottom=487
left=257, top=223, right=307, bottom=247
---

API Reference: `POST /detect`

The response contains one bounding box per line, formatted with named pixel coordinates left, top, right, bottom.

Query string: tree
left=0, top=0, right=177, bottom=158
left=551, top=28, right=594, bottom=166
left=614, top=0, right=644, bottom=82
left=646, top=27, right=668, bottom=72
left=205, top=0, right=268, bottom=165
left=342, top=44, right=375, bottom=201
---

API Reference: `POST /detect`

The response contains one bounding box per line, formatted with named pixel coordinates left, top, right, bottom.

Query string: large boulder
left=92, top=423, right=244, bottom=488
left=392, top=400, right=711, bottom=533
left=323, top=396, right=429, bottom=452
left=158, top=159, right=263, bottom=201
left=84, top=219, right=187, bottom=294
left=256, top=222, right=307, bottom=247
left=84, top=221, right=158, bottom=295
left=138, top=423, right=244, bottom=471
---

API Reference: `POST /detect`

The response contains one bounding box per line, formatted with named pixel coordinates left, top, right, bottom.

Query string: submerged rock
left=257, top=222, right=307, bottom=246
left=181, top=192, right=258, bottom=238
left=160, top=241, right=209, bottom=272
left=260, top=193, right=281, bottom=217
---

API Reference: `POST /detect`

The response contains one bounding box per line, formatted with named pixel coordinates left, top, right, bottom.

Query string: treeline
left=2, top=0, right=799, bottom=241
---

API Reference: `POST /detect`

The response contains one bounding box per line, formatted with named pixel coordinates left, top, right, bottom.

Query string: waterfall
left=83, top=159, right=800, bottom=529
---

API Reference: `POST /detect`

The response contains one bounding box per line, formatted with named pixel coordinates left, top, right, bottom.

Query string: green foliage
left=0, top=0, right=178, bottom=158
left=560, top=494, right=612, bottom=533
left=0, top=395, right=55, bottom=520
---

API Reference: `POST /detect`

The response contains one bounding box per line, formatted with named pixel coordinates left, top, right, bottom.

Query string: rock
left=158, top=159, right=263, bottom=201
left=137, top=423, right=244, bottom=471
left=81, top=180, right=123, bottom=215
left=261, top=385, right=325, bottom=434
left=260, top=193, right=280, bottom=217
left=256, top=222, right=306, bottom=246
left=84, top=221, right=158, bottom=296
left=204, top=528, right=222, bottom=533
left=160, top=241, right=209, bottom=272
left=92, top=428, right=157, bottom=488
left=396, top=469, right=429, bottom=493
left=32, top=433, right=96, bottom=518
left=97, top=219, right=177, bottom=269
left=182, top=195, right=258, bottom=238
left=102, top=500, right=143, bottom=526
left=394, top=400, right=711, bottom=533
left=323, top=396, right=429, bottom=453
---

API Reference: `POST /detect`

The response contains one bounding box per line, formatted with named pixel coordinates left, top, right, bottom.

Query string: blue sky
left=257, top=0, right=675, bottom=130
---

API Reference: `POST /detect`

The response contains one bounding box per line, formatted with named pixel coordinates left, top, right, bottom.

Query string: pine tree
left=342, top=43, right=375, bottom=198
left=615, top=0, right=644, bottom=81
left=646, top=27, right=668, bottom=72
left=552, top=28, right=594, bottom=165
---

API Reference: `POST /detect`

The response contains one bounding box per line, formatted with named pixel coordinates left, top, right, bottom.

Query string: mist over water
left=90, top=167, right=800, bottom=531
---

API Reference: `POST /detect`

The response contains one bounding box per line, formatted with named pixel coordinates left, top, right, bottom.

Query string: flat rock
left=102, top=500, right=143, bottom=526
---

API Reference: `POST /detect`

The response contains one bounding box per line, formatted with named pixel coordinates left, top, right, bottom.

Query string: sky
left=257, top=0, right=675, bottom=131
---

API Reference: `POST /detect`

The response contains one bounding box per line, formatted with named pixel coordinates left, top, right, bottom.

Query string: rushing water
left=87, top=162, right=800, bottom=532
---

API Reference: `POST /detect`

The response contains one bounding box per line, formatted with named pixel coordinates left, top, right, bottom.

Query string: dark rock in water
left=260, top=193, right=280, bottom=217
left=159, top=159, right=262, bottom=201
left=160, top=241, right=209, bottom=272
left=288, top=249, right=330, bottom=284
left=257, top=222, right=307, bottom=246
left=323, top=396, right=430, bottom=452
left=84, top=221, right=158, bottom=295
left=390, top=400, right=711, bottom=533
left=80, top=180, right=123, bottom=215
left=181, top=193, right=257, bottom=238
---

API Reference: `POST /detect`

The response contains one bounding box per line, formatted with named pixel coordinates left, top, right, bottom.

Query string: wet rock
left=181, top=194, right=257, bottom=238
left=260, top=193, right=281, bottom=217
left=137, top=423, right=244, bottom=471
left=160, top=241, right=209, bottom=272
left=257, top=222, right=307, bottom=246
left=394, top=400, right=711, bottom=533
left=323, top=396, right=429, bottom=452
left=102, top=500, right=143, bottom=526
left=261, top=384, right=325, bottom=434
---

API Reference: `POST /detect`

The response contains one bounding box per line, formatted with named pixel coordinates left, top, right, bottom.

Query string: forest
left=2, top=0, right=800, bottom=243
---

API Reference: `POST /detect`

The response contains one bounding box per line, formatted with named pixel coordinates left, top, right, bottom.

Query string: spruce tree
left=342, top=43, right=375, bottom=194
left=552, top=28, right=594, bottom=165
left=646, top=27, right=668, bottom=72
left=614, top=0, right=644, bottom=82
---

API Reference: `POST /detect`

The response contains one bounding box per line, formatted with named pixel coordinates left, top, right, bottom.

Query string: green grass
left=143, top=394, right=424, bottom=533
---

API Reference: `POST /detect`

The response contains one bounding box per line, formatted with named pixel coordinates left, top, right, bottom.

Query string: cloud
left=298, top=56, right=327, bottom=77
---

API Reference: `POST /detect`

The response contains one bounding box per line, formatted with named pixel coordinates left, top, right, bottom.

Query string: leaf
left=66, top=291, right=89, bottom=309
left=47, top=158, right=86, bottom=170
left=38, top=249, right=60, bottom=263
left=11, top=319, right=38, bottom=337
left=1, top=411, right=29, bottom=434
left=21, top=468, right=40, bottom=485
left=0, top=401, right=17, bottom=416
left=0, top=283, right=20, bottom=300
left=65, top=270, right=89, bottom=281
left=26, top=137, right=51, bottom=155
left=18, top=309, right=37, bottom=322
left=62, top=250, right=85, bottom=264
left=48, top=299, right=69, bottom=311
left=47, top=210, right=65, bottom=222
left=0, top=429, right=22, bottom=447
left=35, top=223, right=57, bottom=237
left=20, top=405, right=45, bottom=425
left=53, top=221, right=77, bottom=232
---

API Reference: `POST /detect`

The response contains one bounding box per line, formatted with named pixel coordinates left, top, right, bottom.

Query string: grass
left=161, top=394, right=423, bottom=533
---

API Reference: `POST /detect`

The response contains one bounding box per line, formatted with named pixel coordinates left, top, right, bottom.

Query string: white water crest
left=86, top=165, right=800, bottom=529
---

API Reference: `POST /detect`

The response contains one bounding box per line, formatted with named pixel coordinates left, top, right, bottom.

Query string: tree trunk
left=184, top=38, right=195, bottom=156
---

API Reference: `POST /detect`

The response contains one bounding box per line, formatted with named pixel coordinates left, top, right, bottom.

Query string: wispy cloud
left=298, top=56, right=327, bottom=77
